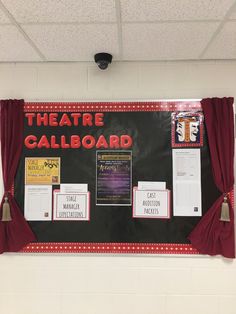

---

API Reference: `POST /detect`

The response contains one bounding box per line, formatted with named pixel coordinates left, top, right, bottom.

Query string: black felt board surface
left=14, top=111, right=220, bottom=244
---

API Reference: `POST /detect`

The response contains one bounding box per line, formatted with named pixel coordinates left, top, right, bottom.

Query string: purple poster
left=96, top=151, right=132, bottom=206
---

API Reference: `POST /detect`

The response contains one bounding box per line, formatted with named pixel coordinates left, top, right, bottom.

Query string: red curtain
left=0, top=99, right=36, bottom=253
left=188, top=97, right=235, bottom=258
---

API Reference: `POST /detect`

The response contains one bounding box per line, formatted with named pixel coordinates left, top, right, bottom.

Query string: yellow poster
left=25, top=157, right=60, bottom=185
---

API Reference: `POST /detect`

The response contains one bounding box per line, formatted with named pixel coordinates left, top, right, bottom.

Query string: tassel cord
left=220, top=193, right=230, bottom=222
left=1, top=191, right=12, bottom=222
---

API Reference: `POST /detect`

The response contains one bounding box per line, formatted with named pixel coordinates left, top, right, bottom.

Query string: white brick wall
left=0, top=60, right=236, bottom=314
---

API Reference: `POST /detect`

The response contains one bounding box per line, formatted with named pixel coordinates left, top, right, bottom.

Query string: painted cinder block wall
left=0, top=60, right=236, bottom=314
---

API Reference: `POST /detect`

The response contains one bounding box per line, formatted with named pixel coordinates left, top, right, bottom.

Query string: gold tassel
left=220, top=196, right=230, bottom=222
left=1, top=196, right=12, bottom=222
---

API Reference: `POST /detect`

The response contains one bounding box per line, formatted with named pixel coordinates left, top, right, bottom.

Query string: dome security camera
left=94, top=53, right=113, bottom=70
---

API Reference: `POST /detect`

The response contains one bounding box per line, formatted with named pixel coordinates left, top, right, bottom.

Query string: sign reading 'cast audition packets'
left=133, top=187, right=171, bottom=219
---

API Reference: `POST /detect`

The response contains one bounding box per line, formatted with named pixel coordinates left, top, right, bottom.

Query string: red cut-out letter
left=120, top=135, right=132, bottom=148
left=59, top=113, right=72, bottom=126
left=25, top=113, right=35, bottom=126
left=71, top=135, right=81, bottom=148
left=96, top=135, right=108, bottom=148
left=37, top=113, right=48, bottom=126
left=61, top=135, right=70, bottom=148
left=95, top=113, right=104, bottom=126
left=109, top=135, right=120, bottom=148
left=51, top=135, right=60, bottom=148
left=82, top=135, right=96, bottom=149
left=24, top=135, right=37, bottom=149
left=49, top=113, right=58, bottom=126
left=82, top=113, right=93, bottom=126
left=71, top=113, right=81, bottom=126
left=38, top=135, right=50, bottom=148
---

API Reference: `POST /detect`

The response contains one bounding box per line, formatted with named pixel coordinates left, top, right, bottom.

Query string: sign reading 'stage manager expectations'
left=53, top=192, right=90, bottom=221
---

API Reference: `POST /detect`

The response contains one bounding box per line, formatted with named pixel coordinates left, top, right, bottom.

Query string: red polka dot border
left=21, top=242, right=199, bottom=254
left=24, top=101, right=201, bottom=112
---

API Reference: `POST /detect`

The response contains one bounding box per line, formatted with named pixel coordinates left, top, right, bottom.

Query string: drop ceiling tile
left=203, top=22, right=236, bottom=59
left=0, top=25, right=42, bottom=61
left=121, top=0, right=235, bottom=21
left=122, top=22, right=219, bottom=60
left=22, top=24, right=119, bottom=61
left=228, top=5, right=236, bottom=19
left=0, top=8, right=10, bottom=23
left=2, top=0, right=116, bottom=23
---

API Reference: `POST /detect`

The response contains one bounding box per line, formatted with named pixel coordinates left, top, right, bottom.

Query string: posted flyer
left=96, top=151, right=132, bottom=206
left=25, top=157, right=60, bottom=185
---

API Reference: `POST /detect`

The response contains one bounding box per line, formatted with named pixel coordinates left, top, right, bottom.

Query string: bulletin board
left=13, top=101, right=226, bottom=254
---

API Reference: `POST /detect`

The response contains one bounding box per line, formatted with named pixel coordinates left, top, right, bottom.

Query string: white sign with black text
left=133, top=188, right=170, bottom=219
left=53, top=191, right=90, bottom=221
left=24, top=185, right=52, bottom=221
left=172, top=149, right=202, bottom=216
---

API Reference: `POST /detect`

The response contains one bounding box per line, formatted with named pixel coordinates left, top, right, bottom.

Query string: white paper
left=133, top=189, right=170, bottom=219
left=24, top=185, right=52, bottom=221
left=60, top=184, right=88, bottom=193
left=53, top=192, right=90, bottom=221
left=172, top=149, right=202, bottom=216
left=138, top=181, right=166, bottom=190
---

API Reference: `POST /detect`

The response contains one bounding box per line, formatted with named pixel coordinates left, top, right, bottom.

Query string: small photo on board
left=172, top=112, right=204, bottom=147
